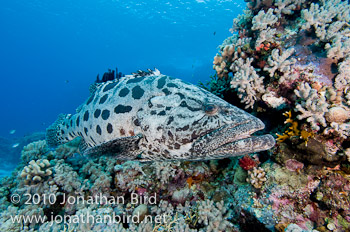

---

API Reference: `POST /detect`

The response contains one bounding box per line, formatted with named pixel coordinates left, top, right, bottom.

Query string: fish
left=9, top=130, right=16, bottom=135
left=46, top=69, right=275, bottom=161
left=12, top=143, right=19, bottom=148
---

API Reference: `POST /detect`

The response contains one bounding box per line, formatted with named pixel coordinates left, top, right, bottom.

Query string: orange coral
left=186, top=174, right=204, bottom=188
left=276, top=111, right=314, bottom=145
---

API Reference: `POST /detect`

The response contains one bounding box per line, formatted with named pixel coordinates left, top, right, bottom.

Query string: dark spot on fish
left=151, top=111, right=157, bottom=115
left=181, top=138, right=190, bottom=144
left=174, top=143, right=181, bottom=149
left=83, top=111, right=89, bottom=121
left=176, top=125, right=189, bottom=131
left=127, top=76, right=145, bottom=84
left=203, top=121, right=208, bottom=126
left=179, top=101, right=201, bottom=111
left=165, top=107, right=171, bottom=111
left=114, top=105, right=132, bottom=114
left=119, top=88, right=130, bottom=97
left=158, top=110, right=166, bottom=116
left=162, top=88, right=171, bottom=95
left=99, top=94, right=108, bottom=104
left=167, top=83, right=178, bottom=88
left=147, top=99, right=153, bottom=108
left=167, top=116, right=174, bottom=125
left=84, top=127, right=88, bottom=135
left=94, top=109, right=101, bottom=118
left=132, top=86, right=145, bottom=99
left=157, top=76, right=167, bottom=89
left=86, top=94, right=94, bottom=105
left=157, top=126, right=162, bottom=131
left=107, top=123, right=113, bottom=133
left=175, top=93, right=185, bottom=99
left=191, top=131, right=199, bottom=140
left=101, top=110, right=110, bottom=120
left=129, top=130, right=135, bottom=136
left=133, top=119, right=140, bottom=126
left=96, top=125, right=102, bottom=135
left=61, top=130, right=65, bottom=134
left=168, top=131, right=173, bottom=138
left=103, top=82, right=117, bottom=92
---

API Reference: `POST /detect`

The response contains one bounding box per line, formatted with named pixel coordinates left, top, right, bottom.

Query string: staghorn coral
left=230, top=58, right=265, bottom=109
left=294, top=83, right=329, bottom=131
left=20, top=159, right=52, bottom=185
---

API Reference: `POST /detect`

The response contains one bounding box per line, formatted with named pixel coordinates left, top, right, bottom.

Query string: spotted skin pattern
left=46, top=72, right=275, bottom=161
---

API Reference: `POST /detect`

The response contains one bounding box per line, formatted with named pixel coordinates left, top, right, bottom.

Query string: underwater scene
left=1, top=0, right=350, bottom=231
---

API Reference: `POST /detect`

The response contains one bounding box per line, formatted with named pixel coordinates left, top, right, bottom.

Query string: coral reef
left=1, top=0, right=350, bottom=231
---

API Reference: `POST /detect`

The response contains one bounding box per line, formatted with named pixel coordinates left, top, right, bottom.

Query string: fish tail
left=46, top=114, right=74, bottom=147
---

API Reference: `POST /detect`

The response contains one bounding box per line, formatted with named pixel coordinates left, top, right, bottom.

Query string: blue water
left=0, top=0, right=244, bottom=151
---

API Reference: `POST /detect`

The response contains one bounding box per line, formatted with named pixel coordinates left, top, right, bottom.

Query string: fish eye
left=204, top=104, right=218, bottom=115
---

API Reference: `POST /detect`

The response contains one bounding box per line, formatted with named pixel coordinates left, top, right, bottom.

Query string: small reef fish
left=12, top=143, right=19, bottom=148
left=47, top=70, right=275, bottom=161
left=9, top=130, right=16, bottom=135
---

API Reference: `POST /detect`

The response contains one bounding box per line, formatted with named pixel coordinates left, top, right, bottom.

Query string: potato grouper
left=46, top=69, right=275, bottom=161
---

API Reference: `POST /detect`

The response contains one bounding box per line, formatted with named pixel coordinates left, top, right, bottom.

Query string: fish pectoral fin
left=83, top=134, right=143, bottom=157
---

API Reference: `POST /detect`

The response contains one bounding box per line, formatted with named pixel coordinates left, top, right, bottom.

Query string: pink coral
left=285, top=159, right=304, bottom=172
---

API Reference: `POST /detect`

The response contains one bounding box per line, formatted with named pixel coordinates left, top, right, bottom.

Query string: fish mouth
left=192, top=118, right=275, bottom=158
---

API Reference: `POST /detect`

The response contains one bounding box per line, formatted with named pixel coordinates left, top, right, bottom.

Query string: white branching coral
left=255, top=27, right=277, bottom=47
left=20, top=159, right=52, bottom=185
left=197, top=200, right=232, bottom=230
left=231, top=9, right=253, bottom=32
left=334, top=57, right=350, bottom=90
left=230, top=58, right=265, bottom=109
left=301, top=0, right=350, bottom=60
left=324, top=122, right=350, bottom=139
left=247, top=167, right=267, bottom=189
left=264, top=48, right=296, bottom=77
left=252, top=8, right=278, bottom=31
left=325, top=36, right=350, bottom=60
left=213, top=36, right=252, bottom=78
left=274, top=0, right=306, bottom=16
left=153, top=161, right=180, bottom=185
left=294, top=83, right=329, bottom=131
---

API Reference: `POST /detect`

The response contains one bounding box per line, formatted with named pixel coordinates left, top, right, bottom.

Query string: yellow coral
left=276, top=111, right=313, bottom=145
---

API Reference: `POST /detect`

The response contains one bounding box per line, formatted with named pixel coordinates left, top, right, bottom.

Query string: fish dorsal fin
left=89, top=83, right=102, bottom=95
left=82, top=134, right=143, bottom=159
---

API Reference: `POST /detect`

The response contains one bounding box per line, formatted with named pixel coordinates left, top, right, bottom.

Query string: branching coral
left=247, top=167, right=267, bottom=189
left=252, top=8, right=278, bottom=31
left=264, top=48, right=296, bottom=78
left=294, top=83, right=329, bottom=131
left=274, top=0, right=306, bottom=16
left=21, top=140, right=48, bottom=163
left=53, top=159, right=81, bottom=192
left=230, top=58, right=265, bottom=109
left=20, top=159, right=52, bottom=185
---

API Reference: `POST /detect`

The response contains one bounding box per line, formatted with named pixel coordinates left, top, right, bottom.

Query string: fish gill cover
left=0, top=0, right=350, bottom=232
